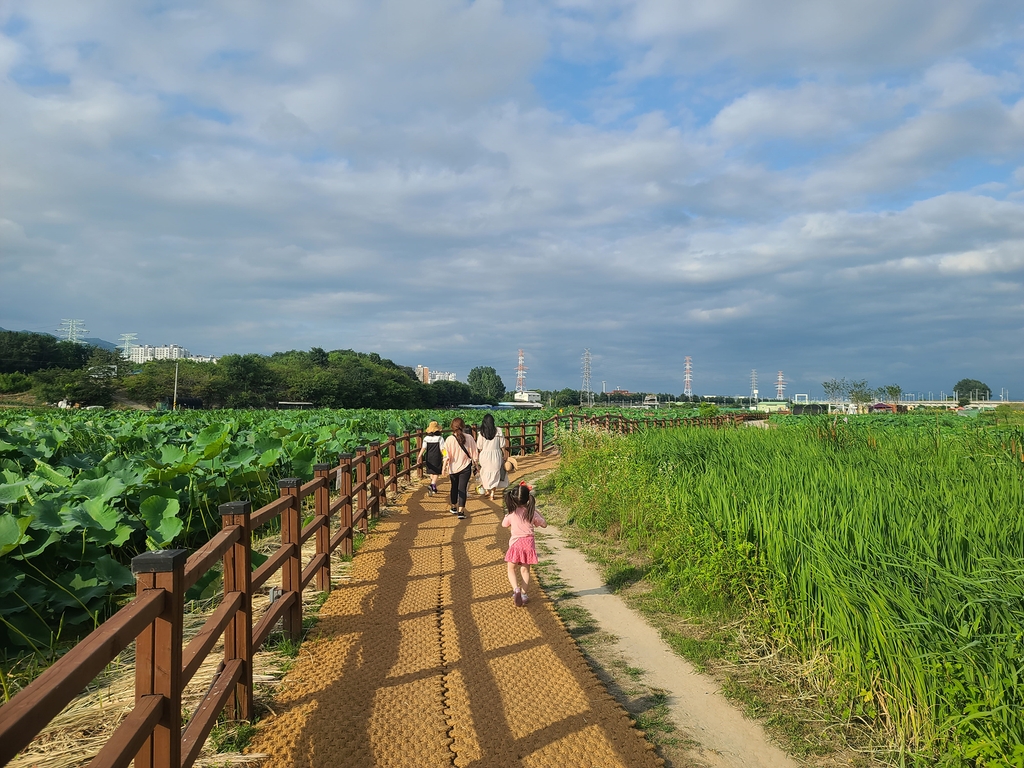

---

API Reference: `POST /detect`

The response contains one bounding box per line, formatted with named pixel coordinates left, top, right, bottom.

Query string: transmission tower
left=580, top=349, right=593, bottom=407
left=683, top=356, right=693, bottom=398
left=515, top=349, right=528, bottom=393
left=750, top=369, right=758, bottom=404
left=775, top=371, right=786, bottom=400
left=117, top=333, right=138, bottom=359
left=57, top=319, right=88, bottom=343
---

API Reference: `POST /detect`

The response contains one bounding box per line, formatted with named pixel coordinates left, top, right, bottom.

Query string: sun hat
left=426, top=421, right=442, bottom=434
left=503, top=456, right=518, bottom=472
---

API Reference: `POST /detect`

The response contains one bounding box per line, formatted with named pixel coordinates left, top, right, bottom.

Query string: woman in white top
left=442, top=417, right=478, bottom=520
left=476, top=413, right=509, bottom=500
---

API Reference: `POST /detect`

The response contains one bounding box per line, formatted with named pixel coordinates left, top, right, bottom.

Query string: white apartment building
left=429, top=370, right=457, bottom=383
left=126, top=344, right=217, bottom=364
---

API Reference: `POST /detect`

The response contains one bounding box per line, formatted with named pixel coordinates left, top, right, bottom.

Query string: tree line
left=0, top=331, right=516, bottom=409
left=822, top=377, right=991, bottom=407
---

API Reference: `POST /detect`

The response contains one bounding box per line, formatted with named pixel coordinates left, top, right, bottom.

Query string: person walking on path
left=417, top=421, right=446, bottom=495
left=475, top=413, right=509, bottom=500
left=502, top=483, right=547, bottom=606
left=442, top=417, right=478, bottom=519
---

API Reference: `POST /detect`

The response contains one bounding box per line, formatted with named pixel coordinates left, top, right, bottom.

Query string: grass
left=551, top=420, right=1024, bottom=765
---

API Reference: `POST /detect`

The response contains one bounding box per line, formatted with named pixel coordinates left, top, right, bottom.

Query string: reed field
left=553, top=417, right=1024, bottom=765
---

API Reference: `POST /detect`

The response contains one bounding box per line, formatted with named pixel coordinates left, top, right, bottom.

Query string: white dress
left=476, top=427, right=508, bottom=491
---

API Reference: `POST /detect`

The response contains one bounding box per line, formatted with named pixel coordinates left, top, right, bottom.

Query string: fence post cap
left=354, top=445, right=366, bottom=453
left=132, top=548, right=189, bottom=574
left=278, top=478, right=301, bottom=489
left=403, top=430, right=411, bottom=435
left=338, top=452, right=354, bottom=460
left=387, top=433, right=397, bottom=439
left=219, top=500, right=251, bottom=516
left=313, top=463, right=331, bottom=471
left=368, top=439, right=380, bottom=446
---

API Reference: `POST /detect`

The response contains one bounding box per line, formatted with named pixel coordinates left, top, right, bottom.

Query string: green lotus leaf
left=83, top=497, right=121, bottom=531
left=71, top=476, right=126, bottom=502
left=95, top=555, right=134, bottom=589
left=32, top=459, right=72, bottom=488
left=0, top=513, right=33, bottom=556
left=0, top=481, right=29, bottom=505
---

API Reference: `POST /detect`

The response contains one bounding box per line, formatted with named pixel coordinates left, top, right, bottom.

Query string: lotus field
left=554, top=418, right=1024, bottom=762
left=0, top=406, right=568, bottom=659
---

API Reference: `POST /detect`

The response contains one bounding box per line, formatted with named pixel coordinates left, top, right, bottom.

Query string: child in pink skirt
left=502, top=483, right=547, bottom=607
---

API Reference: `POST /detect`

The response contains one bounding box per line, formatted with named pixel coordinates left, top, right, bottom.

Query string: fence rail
left=0, top=409, right=767, bottom=767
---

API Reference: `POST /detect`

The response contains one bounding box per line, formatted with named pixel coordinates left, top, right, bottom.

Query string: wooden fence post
left=402, top=431, right=411, bottom=480
left=537, top=419, right=544, bottom=453
left=132, top=548, right=187, bottom=768
left=313, top=464, right=331, bottom=592
left=338, top=453, right=354, bottom=555
left=279, top=478, right=302, bottom=643
left=355, top=446, right=368, bottom=532
left=414, top=430, right=424, bottom=479
left=386, top=434, right=398, bottom=496
left=368, top=440, right=382, bottom=519
left=220, top=501, right=253, bottom=720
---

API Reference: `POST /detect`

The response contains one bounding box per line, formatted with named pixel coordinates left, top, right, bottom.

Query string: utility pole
left=173, top=361, right=179, bottom=411
left=117, top=333, right=138, bottom=360
left=57, top=319, right=88, bottom=343
left=515, top=349, right=527, bottom=394
left=580, top=349, right=592, bottom=407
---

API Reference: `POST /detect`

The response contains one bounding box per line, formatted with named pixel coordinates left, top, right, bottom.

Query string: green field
left=553, top=416, right=1024, bottom=765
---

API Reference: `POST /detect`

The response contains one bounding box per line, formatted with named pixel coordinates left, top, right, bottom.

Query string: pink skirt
left=505, top=535, right=538, bottom=565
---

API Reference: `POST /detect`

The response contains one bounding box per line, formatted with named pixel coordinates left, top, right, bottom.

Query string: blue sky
left=1, top=1, right=1023, bottom=399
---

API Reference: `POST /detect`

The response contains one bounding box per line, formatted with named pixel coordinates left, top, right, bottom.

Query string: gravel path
left=247, top=454, right=662, bottom=767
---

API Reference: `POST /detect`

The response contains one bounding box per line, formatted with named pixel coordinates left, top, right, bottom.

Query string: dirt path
left=246, top=453, right=662, bottom=767
left=537, top=526, right=798, bottom=768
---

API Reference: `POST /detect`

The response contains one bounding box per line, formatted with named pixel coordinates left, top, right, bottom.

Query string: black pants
left=449, top=467, right=472, bottom=507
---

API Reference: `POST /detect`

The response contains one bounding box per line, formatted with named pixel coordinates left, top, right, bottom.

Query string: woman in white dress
left=476, top=413, right=509, bottom=500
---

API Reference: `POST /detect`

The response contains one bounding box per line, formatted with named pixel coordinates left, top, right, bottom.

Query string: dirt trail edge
left=537, top=525, right=798, bottom=768
left=246, top=453, right=662, bottom=768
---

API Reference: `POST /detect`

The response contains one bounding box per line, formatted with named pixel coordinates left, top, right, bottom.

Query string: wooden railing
left=0, top=410, right=766, bottom=767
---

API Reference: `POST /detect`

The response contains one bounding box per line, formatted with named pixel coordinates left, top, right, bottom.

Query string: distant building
left=429, top=370, right=458, bottom=383
left=128, top=344, right=217, bottom=364
left=514, top=391, right=541, bottom=403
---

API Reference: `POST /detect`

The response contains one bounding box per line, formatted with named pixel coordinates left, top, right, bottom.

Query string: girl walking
left=442, top=417, right=478, bottom=519
left=502, top=483, right=547, bottom=606
left=417, top=421, right=445, bottom=495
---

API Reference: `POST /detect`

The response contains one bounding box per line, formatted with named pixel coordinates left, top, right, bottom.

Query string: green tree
left=848, top=379, right=874, bottom=411
left=429, top=380, right=474, bottom=407
left=879, top=384, right=902, bottom=404
left=822, top=377, right=849, bottom=404
left=953, top=378, right=991, bottom=403
left=220, top=354, right=281, bottom=408
left=467, top=366, right=505, bottom=403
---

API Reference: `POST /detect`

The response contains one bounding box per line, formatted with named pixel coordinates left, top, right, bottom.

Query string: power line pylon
left=776, top=371, right=786, bottom=400
left=683, top=356, right=693, bottom=398
left=57, top=319, right=88, bottom=343
left=515, top=349, right=528, bottom=393
left=580, top=349, right=593, bottom=407
left=750, top=369, right=758, bottom=405
left=117, top=333, right=138, bottom=359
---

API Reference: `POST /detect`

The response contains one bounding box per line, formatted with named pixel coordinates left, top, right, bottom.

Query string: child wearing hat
left=417, top=421, right=445, bottom=495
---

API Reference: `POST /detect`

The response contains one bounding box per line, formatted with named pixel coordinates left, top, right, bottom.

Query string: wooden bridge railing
left=0, top=409, right=766, bottom=767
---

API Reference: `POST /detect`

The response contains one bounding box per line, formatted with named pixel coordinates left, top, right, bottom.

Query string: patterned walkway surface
left=246, top=454, right=663, bottom=768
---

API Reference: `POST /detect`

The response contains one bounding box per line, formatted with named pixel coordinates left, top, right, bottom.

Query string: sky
left=2, top=1, right=1023, bottom=399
